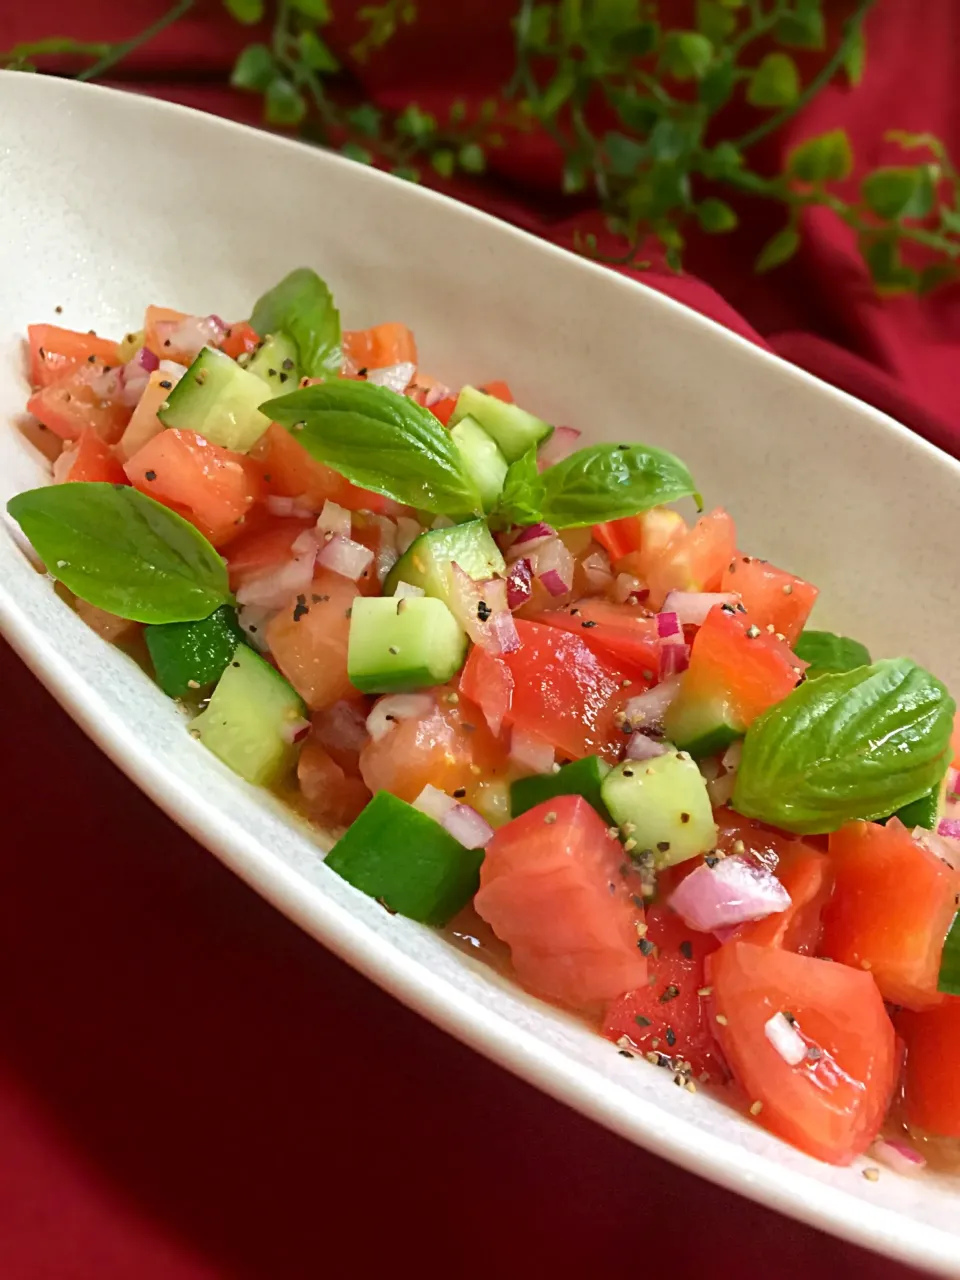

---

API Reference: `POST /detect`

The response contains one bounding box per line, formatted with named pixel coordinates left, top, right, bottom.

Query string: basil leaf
left=263, top=380, right=483, bottom=518
left=732, top=658, right=955, bottom=834
left=495, top=447, right=546, bottom=527
left=6, top=483, right=230, bottom=624
left=250, top=267, right=341, bottom=378
left=536, top=443, right=700, bottom=529
left=794, top=629, right=871, bottom=679
left=938, top=913, right=960, bottom=996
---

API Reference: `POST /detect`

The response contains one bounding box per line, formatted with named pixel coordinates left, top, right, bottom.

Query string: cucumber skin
left=511, top=757, right=612, bottom=821
left=145, top=605, right=246, bottom=699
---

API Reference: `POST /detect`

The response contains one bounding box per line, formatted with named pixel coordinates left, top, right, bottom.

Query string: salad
left=8, top=267, right=960, bottom=1176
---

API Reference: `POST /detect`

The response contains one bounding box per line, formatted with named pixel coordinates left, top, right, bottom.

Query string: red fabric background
left=0, top=1, right=955, bottom=1275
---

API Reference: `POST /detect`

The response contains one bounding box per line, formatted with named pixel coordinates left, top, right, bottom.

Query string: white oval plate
left=1, top=72, right=958, bottom=1276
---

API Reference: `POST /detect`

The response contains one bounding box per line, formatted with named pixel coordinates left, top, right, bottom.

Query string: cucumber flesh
left=663, top=687, right=744, bottom=760
left=601, top=752, right=717, bottom=868
left=245, top=331, right=300, bottom=389
left=449, top=415, right=508, bottom=512
left=326, top=790, right=484, bottom=925
left=382, top=519, right=505, bottom=604
left=347, top=596, right=467, bottom=694
left=511, top=756, right=612, bottom=821
left=145, top=604, right=246, bottom=698
left=449, top=386, right=553, bottom=462
left=158, top=346, right=271, bottom=453
left=191, top=645, right=305, bottom=785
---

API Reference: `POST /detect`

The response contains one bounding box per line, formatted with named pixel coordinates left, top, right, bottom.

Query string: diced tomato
left=359, top=688, right=508, bottom=803
left=55, top=429, right=127, bottom=485
left=27, top=365, right=132, bottom=444
left=252, top=423, right=405, bottom=517
left=220, top=321, right=260, bottom=360
left=527, top=598, right=660, bottom=679
left=593, top=515, right=644, bottom=562
left=821, top=820, right=960, bottom=1010
left=462, top=650, right=514, bottom=740
left=143, top=306, right=191, bottom=361
left=460, top=619, right=634, bottom=762
left=646, top=508, right=737, bottom=608
left=603, top=904, right=725, bottom=1083
left=481, top=380, right=513, bottom=403
left=899, top=1001, right=960, bottom=1136
left=225, top=516, right=315, bottom=589
left=116, top=369, right=170, bottom=461
left=430, top=396, right=458, bottom=426
left=342, top=323, right=417, bottom=372
left=28, top=324, right=120, bottom=389
left=297, top=735, right=371, bottom=828
left=475, top=795, right=649, bottom=1009
left=124, top=429, right=261, bottom=547
left=707, top=942, right=897, bottom=1164
left=265, top=570, right=358, bottom=709
left=720, top=555, right=818, bottom=645
left=310, top=696, right=371, bottom=775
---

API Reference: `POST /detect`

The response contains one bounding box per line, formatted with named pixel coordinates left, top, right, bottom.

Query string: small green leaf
left=660, top=30, right=714, bottom=81
left=859, top=235, right=919, bottom=295
left=431, top=148, right=455, bottom=178
left=775, top=8, right=825, bottom=49
left=563, top=155, right=588, bottom=194
left=609, top=89, right=662, bottom=133
left=230, top=43, right=276, bottom=92
left=861, top=165, right=936, bottom=220
left=793, top=630, right=872, bottom=679
left=746, top=52, right=800, bottom=107
left=395, top=103, right=436, bottom=141
left=648, top=117, right=701, bottom=163
left=843, top=26, right=866, bottom=85
left=263, top=381, right=483, bottom=519
left=700, top=140, right=744, bottom=178
left=250, top=267, right=341, bottom=379
left=696, top=197, right=738, bottom=232
left=517, top=3, right=554, bottom=51
left=290, top=0, right=331, bottom=18
left=458, top=143, right=486, bottom=174
left=223, top=0, right=264, bottom=24
left=939, top=206, right=960, bottom=234
left=612, top=20, right=660, bottom=57
left=345, top=104, right=382, bottom=138
left=297, top=30, right=339, bottom=72
left=538, top=62, right=578, bottom=117
left=938, top=914, right=960, bottom=996
left=695, top=0, right=736, bottom=44
left=605, top=131, right=648, bottom=177
left=786, top=128, right=853, bottom=182
left=495, top=449, right=546, bottom=528
left=755, top=225, right=800, bottom=272
left=6, top=484, right=230, bottom=624
left=732, top=659, right=955, bottom=834
left=264, top=78, right=307, bottom=127
left=698, top=57, right=736, bottom=110
left=536, top=443, right=700, bottom=529
left=342, top=141, right=375, bottom=164
left=391, top=164, right=421, bottom=183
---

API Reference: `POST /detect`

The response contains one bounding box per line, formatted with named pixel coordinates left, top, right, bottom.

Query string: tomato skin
left=28, top=324, right=120, bottom=389
left=645, top=508, right=737, bottom=608
left=707, top=942, right=897, bottom=1164
left=124, top=429, right=261, bottom=547
left=684, top=603, right=805, bottom=727
left=821, top=820, right=960, bottom=1010
left=220, top=321, right=260, bottom=360
left=593, top=516, right=644, bottom=562
left=265, top=570, right=358, bottom=710
left=27, top=366, right=131, bottom=444
left=527, top=598, right=660, bottom=679
left=56, top=429, right=127, bottom=484
left=297, top=735, right=371, bottom=828
left=720, top=555, right=818, bottom=645
left=459, top=618, right=634, bottom=761
left=481, top=380, right=513, bottom=403
left=342, top=323, right=417, bottom=372
left=252, top=422, right=405, bottom=516
left=430, top=396, right=457, bottom=426
left=225, top=516, right=315, bottom=589
left=899, top=1000, right=960, bottom=1136
left=603, top=904, right=725, bottom=1082
left=475, top=795, right=649, bottom=1009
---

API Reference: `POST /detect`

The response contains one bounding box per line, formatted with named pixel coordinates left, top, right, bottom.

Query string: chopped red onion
left=514, top=521, right=557, bottom=546
left=536, top=537, right=574, bottom=597
left=614, top=573, right=646, bottom=605
left=392, top=580, right=425, bottom=599
left=156, top=315, right=227, bottom=361
left=537, top=425, right=581, bottom=469
left=117, top=345, right=161, bottom=405
left=581, top=549, right=614, bottom=592
left=442, top=803, right=495, bottom=849
left=659, top=642, right=690, bottom=678
left=707, top=770, right=736, bottom=808
left=236, top=547, right=317, bottom=609
left=266, top=494, right=316, bottom=519
left=280, top=715, right=312, bottom=746
left=662, top=591, right=740, bottom=627
left=656, top=611, right=682, bottom=639
left=413, top=783, right=457, bottom=823
left=871, top=1139, right=926, bottom=1176
left=938, top=818, right=960, bottom=840
left=317, top=500, right=352, bottom=537
left=623, top=677, right=681, bottom=732
left=447, top=564, right=519, bottom=654
left=510, top=726, right=555, bottom=774
left=317, top=534, right=374, bottom=582
left=371, top=514, right=399, bottom=583
left=366, top=693, right=434, bottom=742
left=669, top=856, right=791, bottom=932
left=237, top=604, right=276, bottom=652
left=914, top=827, right=960, bottom=869
left=396, top=516, right=422, bottom=554
left=489, top=609, right=520, bottom=653
left=506, top=557, right=533, bottom=610
left=315, top=700, right=370, bottom=755
left=291, top=528, right=318, bottom=556
left=471, top=653, right=514, bottom=738
left=948, top=766, right=960, bottom=796
left=626, top=733, right=670, bottom=761
left=764, top=1011, right=808, bottom=1066
left=366, top=361, right=416, bottom=394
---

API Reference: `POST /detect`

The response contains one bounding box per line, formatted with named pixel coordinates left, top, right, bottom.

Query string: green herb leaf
left=746, top=52, right=800, bottom=108
left=859, top=234, right=919, bottom=295
left=611, top=20, right=659, bottom=57
left=345, top=104, right=382, bottom=138
left=262, top=381, right=483, bottom=518
left=495, top=448, right=546, bottom=527
left=264, top=78, right=306, bottom=128
left=343, top=141, right=376, bottom=165
left=938, top=913, right=960, bottom=996
left=538, top=62, right=579, bottom=117
left=793, top=630, right=872, bottom=679
left=698, top=57, right=736, bottom=110
left=695, top=0, right=736, bottom=45
left=458, top=142, right=486, bottom=174
left=786, top=129, right=853, bottom=183
left=290, top=0, right=331, bottom=19
left=843, top=25, right=866, bottom=85
left=605, top=131, right=649, bottom=177
left=660, top=30, right=713, bottom=81
left=755, top=225, right=800, bottom=272
left=775, top=8, right=824, bottom=49
left=250, top=267, right=341, bottom=379
left=230, top=43, right=277, bottom=92
left=6, top=484, right=230, bottom=624
left=431, top=148, right=456, bottom=178
left=940, top=207, right=960, bottom=235
left=224, top=0, right=264, bottom=24
left=732, top=658, right=956, bottom=834
left=536, top=444, right=700, bottom=529
left=696, top=197, right=738, bottom=232
left=297, top=30, right=339, bottom=72
left=395, top=103, right=436, bottom=141
left=861, top=165, right=936, bottom=220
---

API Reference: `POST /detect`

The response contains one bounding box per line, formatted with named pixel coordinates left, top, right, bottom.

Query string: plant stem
left=732, top=0, right=877, bottom=152
left=76, top=0, right=195, bottom=82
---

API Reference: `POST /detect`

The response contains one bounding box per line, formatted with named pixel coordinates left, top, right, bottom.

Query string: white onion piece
left=510, top=726, right=555, bottom=774
left=396, top=516, right=422, bottom=554
left=614, top=573, right=646, bottom=604
left=117, top=346, right=160, bottom=405
left=317, top=500, right=352, bottom=537
left=317, top=534, right=374, bottom=581
left=52, top=443, right=79, bottom=483
left=291, top=528, right=318, bottom=556
left=764, top=1012, right=807, bottom=1066
left=536, top=537, right=574, bottom=597
left=392, top=580, right=425, bottom=599
left=423, top=382, right=450, bottom=407
left=413, top=783, right=457, bottom=823
left=581, top=549, right=613, bottom=591
left=662, top=591, right=739, bottom=627
left=158, top=359, right=187, bottom=382
left=870, top=1139, right=926, bottom=1176
left=237, top=604, right=276, bottom=652
left=266, top=494, right=315, bottom=519
left=659, top=642, right=690, bottom=678
left=623, top=677, right=681, bottom=732
left=537, top=425, right=581, bottom=469
left=721, top=740, right=743, bottom=773
left=914, top=827, right=960, bottom=869
left=707, top=770, right=736, bottom=808
left=442, top=804, right=495, bottom=849
left=158, top=316, right=226, bottom=361
left=625, top=734, right=670, bottom=761
left=366, top=361, right=416, bottom=393
left=366, top=693, right=434, bottom=742
left=447, top=565, right=519, bottom=654
left=236, top=548, right=317, bottom=609
left=372, top=514, right=399, bottom=582
left=280, top=716, right=312, bottom=746
left=669, top=856, right=791, bottom=932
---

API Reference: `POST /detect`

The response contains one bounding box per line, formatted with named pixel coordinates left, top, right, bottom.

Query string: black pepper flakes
left=87, top=353, right=97, bottom=363
left=638, top=938, right=656, bottom=956
left=477, top=601, right=492, bottom=622
left=282, top=358, right=294, bottom=371
left=453, top=788, right=466, bottom=798
left=656, top=840, right=670, bottom=853
left=659, top=984, right=680, bottom=1004
left=292, top=595, right=310, bottom=622
left=665, top=1026, right=676, bottom=1048
left=634, top=1015, right=652, bottom=1028
left=581, top=620, right=598, bottom=628
left=144, top=470, right=157, bottom=482
left=159, top=379, right=173, bottom=389
left=680, top=812, right=690, bottom=824
left=679, top=940, right=693, bottom=960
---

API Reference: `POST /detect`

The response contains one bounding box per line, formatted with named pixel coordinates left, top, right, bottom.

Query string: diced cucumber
left=885, top=767, right=948, bottom=831
left=191, top=645, right=305, bottom=786
left=382, top=519, right=505, bottom=604
left=511, top=756, right=612, bottom=821
left=158, top=346, right=271, bottom=453
left=449, top=415, right=508, bottom=512
left=347, top=596, right=467, bottom=694
left=245, top=331, right=300, bottom=389
left=145, top=604, right=246, bottom=699
left=449, top=386, right=553, bottom=462
left=663, top=688, right=744, bottom=760
left=601, top=752, right=717, bottom=868
left=326, top=790, right=484, bottom=925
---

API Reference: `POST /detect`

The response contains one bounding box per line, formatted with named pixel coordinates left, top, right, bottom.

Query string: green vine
left=4, top=0, right=959, bottom=294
